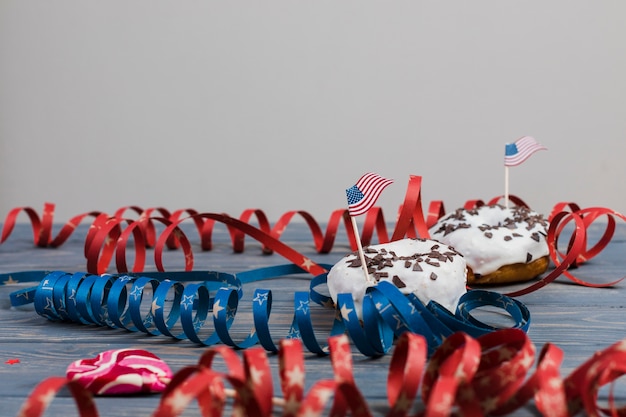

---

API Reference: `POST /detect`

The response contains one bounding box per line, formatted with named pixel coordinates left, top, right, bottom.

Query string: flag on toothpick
left=345, top=172, right=393, bottom=285
left=346, top=173, right=394, bottom=216
left=504, top=136, right=547, bottom=167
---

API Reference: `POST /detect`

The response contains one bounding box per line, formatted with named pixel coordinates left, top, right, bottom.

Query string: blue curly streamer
left=6, top=265, right=530, bottom=357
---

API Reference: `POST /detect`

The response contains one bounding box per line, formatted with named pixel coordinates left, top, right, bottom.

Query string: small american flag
left=504, top=136, right=547, bottom=167
left=346, top=172, right=393, bottom=217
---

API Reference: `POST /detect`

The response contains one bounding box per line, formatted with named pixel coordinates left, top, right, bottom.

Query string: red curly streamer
left=113, top=217, right=151, bottom=273
left=385, top=332, right=426, bottom=417
left=16, top=376, right=98, bottom=417
left=270, top=209, right=333, bottom=253
left=0, top=203, right=103, bottom=249
left=17, top=330, right=626, bottom=417
left=578, top=211, right=616, bottom=262
left=391, top=175, right=431, bottom=241
left=555, top=207, right=617, bottom=264
left=461, top=328, right=536, bottom=414
left=113, top=205, right=161, bottom=248
left=421, top=332, right=482, bottom=416
left=150, top=213, right=328, bottom=276
left=564, top=338, right=626, bottom=416
left=549, top=201, right=582, bottom=221
left=548, top=208, right=625, bottom=289
left=426, top=199, right=447, bottom=228
left=84, top=214, right=127, bottom=274
left=1, top=175, right=624, bottom=295
left=233, top=208, right=273, bottom=253
left=84, top=215, right=152, bottom=275
left=164, top=208, right=204, bottom=250
left=278, top=339, right=305, bottom=417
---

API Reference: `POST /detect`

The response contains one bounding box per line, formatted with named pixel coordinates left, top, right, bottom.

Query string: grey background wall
left=1, top=1, right=625, bottom=224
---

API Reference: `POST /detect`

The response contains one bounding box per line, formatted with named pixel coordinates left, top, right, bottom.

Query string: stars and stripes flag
left=504, top=136, right=547, bottom=167
left=346, top=172, right=393, bottom=217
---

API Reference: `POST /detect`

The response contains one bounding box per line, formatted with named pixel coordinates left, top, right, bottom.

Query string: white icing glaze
left=429, top=204, right=549, bottom=276
left=326, top=238, right=467, bottom=319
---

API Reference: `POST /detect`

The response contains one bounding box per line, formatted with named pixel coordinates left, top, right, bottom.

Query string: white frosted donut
left=326, top=238, right=468, bottom=319
left=429, top=204, right=549, bottom=284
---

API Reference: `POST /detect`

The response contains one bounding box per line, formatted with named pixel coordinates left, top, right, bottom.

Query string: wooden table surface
left=1, top=221, right=625, bottom=416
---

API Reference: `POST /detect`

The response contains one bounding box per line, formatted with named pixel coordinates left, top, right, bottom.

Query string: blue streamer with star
left=6, top=264, right=530, bottom=357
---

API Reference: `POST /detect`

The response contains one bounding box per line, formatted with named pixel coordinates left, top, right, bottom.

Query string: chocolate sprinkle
left=347, top=258, right=363, bottom=268
left=526, top=252, right=533, bottom=263
left=432, top=205, right=549, bottom=241
left=374, top=272, right=388, bottom=281
left=340, top=239, right=463, bottom=281
left=430, top=272, right=437, bottom=281
left=378, top=258, right=394, bottom=269
left=425, top=258, right=440, bottom=267
left=392, top=275, right=406, bottom=288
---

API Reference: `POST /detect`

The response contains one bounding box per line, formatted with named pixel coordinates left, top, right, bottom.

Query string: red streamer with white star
left=15, top=329, right=626, bottom=417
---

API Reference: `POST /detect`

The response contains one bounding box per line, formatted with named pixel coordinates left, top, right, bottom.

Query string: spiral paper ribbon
left=16, top=329, right=626, bottom=417
left=1, top=176, right=623, bottom=296
left=7, top=263, right=529, bottom=357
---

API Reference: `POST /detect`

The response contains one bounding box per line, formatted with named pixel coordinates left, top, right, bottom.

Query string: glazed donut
left=429, top=204, right=549, bottom=285
left=326, top=238, right=468, bottom=319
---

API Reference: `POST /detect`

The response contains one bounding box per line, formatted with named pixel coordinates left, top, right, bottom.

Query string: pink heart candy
left=66, top=349, right=173, bottom=395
